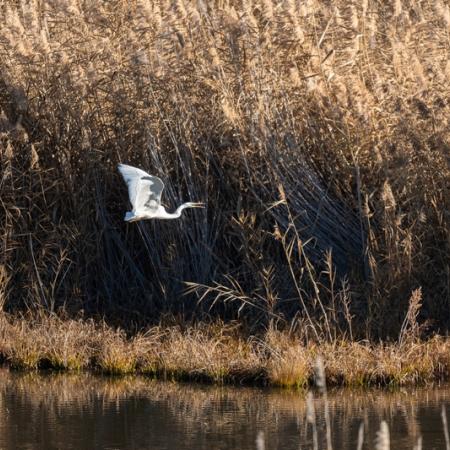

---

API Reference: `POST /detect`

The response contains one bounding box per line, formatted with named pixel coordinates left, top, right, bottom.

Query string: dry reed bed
left=0, top=0, right=448, bottom=336
left=1, top=313, right=450, bottom=387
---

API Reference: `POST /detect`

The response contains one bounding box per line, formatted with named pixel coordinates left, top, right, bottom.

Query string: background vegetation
left=0, top=0, right=448, bottom=339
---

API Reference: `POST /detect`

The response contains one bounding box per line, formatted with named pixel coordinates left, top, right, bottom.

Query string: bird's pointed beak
left=190, top=202, right=205, bottom=208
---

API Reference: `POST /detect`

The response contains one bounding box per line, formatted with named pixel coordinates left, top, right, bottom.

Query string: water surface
left=0, top=368, right=449, bottom=449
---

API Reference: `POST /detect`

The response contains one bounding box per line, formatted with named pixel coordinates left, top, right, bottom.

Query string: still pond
left=0, top=368, right=449, bottom=449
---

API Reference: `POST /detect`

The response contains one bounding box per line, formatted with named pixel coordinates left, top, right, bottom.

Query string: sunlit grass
left=1, top=313, right=450, bottom=387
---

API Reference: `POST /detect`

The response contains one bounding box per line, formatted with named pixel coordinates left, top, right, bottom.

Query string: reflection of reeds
left=0, top=368, right=448, bottom=449
left=2, top=313, right=450, bottom=387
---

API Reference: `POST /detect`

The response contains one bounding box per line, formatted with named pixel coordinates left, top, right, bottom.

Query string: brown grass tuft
left=2, top=313, right=450, bottom=387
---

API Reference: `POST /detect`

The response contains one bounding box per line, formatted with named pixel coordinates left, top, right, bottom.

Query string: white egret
left=118, top=163, right=204, bottom=222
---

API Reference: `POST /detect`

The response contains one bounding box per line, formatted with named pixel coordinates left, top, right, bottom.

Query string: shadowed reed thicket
left=0, top=0, right=448, bottom=337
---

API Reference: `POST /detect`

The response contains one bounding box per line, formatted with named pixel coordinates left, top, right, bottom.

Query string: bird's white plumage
left=118, top=163, right=164, bottom=213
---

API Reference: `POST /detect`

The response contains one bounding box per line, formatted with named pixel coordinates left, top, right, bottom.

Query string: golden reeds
left=0, top=0, right=448, bottom=338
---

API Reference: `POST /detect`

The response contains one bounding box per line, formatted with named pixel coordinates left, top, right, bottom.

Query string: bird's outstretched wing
left=118, top=164, right=165, bottom=212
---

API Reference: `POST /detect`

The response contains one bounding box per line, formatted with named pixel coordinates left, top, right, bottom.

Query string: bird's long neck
left=173, top=203, right=192, bottom=217
left=156, top=203, right=200, bottom=219
left=157, top=204, right=189, bottom=219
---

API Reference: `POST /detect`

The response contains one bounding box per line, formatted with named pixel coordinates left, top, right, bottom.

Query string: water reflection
left=0, top=368, right=449, bottom=449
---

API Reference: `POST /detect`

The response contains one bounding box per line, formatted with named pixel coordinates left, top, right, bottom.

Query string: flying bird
left=118, top=163, right=204, bottom=222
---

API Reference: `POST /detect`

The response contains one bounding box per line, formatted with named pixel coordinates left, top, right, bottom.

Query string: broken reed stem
left=357, top=422, right=364, bottom=450
left=306, top=391, right=319, bottom=450
left=375, top=421, right=390, bottom=450
left=314, top=356, right=332, bottom=450
left=442, top=405, right=450, bottom=450
left=256, top=431, right=265, bottom=450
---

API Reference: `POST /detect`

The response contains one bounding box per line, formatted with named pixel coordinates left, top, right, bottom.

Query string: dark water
left=0, top=369, right=449, bottom=450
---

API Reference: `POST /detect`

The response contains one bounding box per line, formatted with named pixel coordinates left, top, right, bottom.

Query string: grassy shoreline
left=1, top=312, right=450, bottom=388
